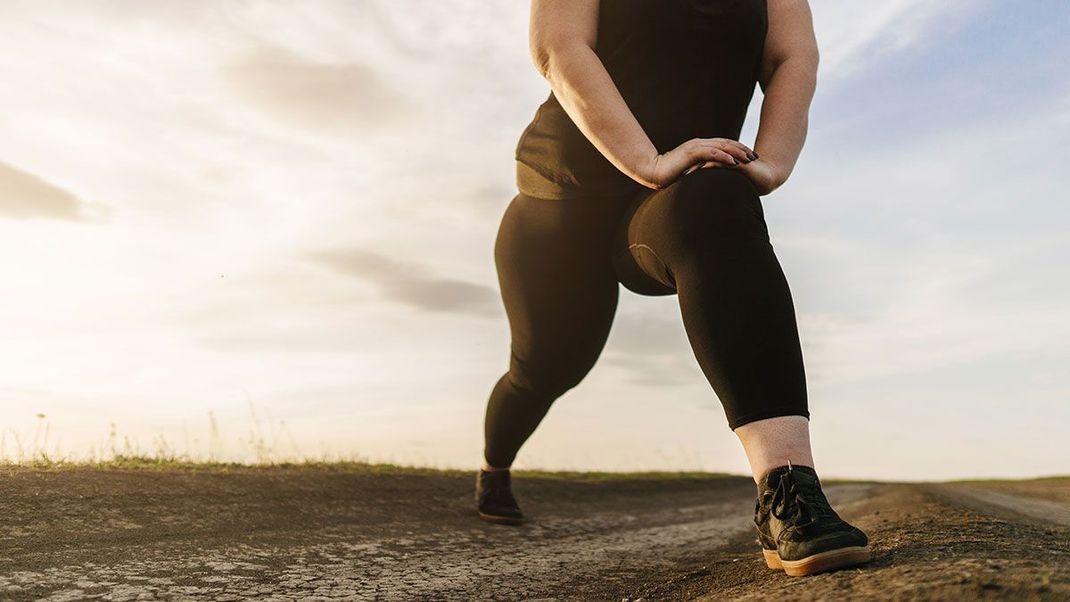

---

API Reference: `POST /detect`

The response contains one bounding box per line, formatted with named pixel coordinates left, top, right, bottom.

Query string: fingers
left=676, top=139, right=759, bottom=182
left=695, top=138, right=758, bottom=164
left=722, top=138, right=755, bottom=157
left=692, top=144, right=739, bottom=167
left=718, top=140, right=757, bottom=164
left=683, top=161, right=723, bottom=177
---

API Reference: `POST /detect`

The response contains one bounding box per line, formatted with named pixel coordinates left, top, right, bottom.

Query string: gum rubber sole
left=478, top=511, right=525, bottom=525
left=762, top=546, right=871, bottom=576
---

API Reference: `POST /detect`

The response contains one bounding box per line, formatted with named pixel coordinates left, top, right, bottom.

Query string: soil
left=0, top=465, right=1066, bottom=601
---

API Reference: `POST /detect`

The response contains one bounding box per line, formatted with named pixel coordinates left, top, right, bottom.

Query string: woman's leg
left=610, top=167, right=813, bottom=481
left=613, top=174, right=870, bottom=574
left=483, top=191, right=622, bottom=470
left=732, top=415, right=814, bottom=483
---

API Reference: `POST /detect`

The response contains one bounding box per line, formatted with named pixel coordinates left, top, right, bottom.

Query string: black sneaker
left=753, top=463, right=871, bottom=576
left=475, top=468, right=525, bottom=525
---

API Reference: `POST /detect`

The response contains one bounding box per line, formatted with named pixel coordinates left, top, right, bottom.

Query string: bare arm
left=528, top=0, right=752, bottom=189
left=750, top=0, right=820, bottom=193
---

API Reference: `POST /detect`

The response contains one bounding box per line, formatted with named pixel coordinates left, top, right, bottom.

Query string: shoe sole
left=762, top=546, right=871, bottom=576
left=478, top=511, right=525, bottom=526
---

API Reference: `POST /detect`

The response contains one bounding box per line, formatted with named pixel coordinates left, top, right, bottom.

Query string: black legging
left=483, top=166, right=809, bottom=469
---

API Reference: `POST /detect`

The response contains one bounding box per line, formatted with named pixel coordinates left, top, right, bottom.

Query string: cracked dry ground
left=0, top=466, right=1067, bottom=600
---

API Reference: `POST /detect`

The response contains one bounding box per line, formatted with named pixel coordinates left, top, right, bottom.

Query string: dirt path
left=0, top=466, right=1066, bottom=600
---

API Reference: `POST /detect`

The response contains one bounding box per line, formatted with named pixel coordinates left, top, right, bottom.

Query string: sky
left=0, top=0, right=1067, bottom=481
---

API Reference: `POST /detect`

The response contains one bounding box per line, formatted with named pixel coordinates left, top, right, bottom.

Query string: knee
left=505, top=354, right=588, bottom=401
left=664, top=168, right=768, bottom=244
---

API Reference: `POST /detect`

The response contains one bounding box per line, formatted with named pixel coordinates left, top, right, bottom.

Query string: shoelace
left=769, top=467, right=834, bottom=530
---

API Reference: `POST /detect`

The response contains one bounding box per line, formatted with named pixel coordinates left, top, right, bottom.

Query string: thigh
left=611, top=168, right=769, bottom=296
left=611, top=187, right=679, bottom=296
left=611, top=168, right=807, bottom=426
left=494, top=192, right=621, bottom=388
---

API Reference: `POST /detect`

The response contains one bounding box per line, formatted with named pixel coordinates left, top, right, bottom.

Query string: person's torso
left=515, top=0, right=768, bottom=200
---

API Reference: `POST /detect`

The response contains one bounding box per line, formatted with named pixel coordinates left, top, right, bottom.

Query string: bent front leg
left=618, top=168, right=810, bottom=429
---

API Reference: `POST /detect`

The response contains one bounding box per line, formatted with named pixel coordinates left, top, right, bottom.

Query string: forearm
left=753, top=56, right=818, bottom=191
left=538, top=42, right=659, bottom=188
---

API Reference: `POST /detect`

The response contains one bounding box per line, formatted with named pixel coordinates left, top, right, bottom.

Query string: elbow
left=530, top=41, right=586, bottom=82
left=799, top=47, right=820, bottom=87
left=785, top=49, right=820, bottom=76
left=530, top=44, right=556, bottom=82
left=766, top=52, right=819, bottom=94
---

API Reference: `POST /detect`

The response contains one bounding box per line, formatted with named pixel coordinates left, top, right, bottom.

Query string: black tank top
left=514, top=0, right=768, bottom=200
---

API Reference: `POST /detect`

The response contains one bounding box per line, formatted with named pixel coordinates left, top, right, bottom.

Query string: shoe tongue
left=758, top=464, right=820, bottom=492
left=790, top=465, right=819, bottom=481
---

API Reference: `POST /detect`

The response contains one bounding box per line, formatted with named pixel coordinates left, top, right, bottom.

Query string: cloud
left=775, top=88, right=1070, bottom=387
left=305, top=247, right=500, bottom=318
left=0, top=161, right=107, bottom=222
left=0, top=0, right=1064, bottom=477
left=812, top=0, right=984, bottom=86
left=224, top=44, right=412, bottom=135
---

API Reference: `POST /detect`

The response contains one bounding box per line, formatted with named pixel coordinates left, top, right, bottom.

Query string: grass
left=0, top=453, right=746, bottom=481
left=0, top=405, right=750, bottom=480
left=3, top=454, right=1065, bottom=484
left=4, top=408, right=1064, bottom=483
left=949, top=475, right=1070, bottom=485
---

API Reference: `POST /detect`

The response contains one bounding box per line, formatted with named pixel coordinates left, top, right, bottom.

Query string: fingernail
left=754, top=152, right=760, bottom=159
left=732, top=159, right=739, bottom=165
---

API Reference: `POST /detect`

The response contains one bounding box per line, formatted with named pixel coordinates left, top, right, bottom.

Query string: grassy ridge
left=948, top=476, right=1070, bottom=484
left=3, top=455, right=1064, bottom=483
left=0, top=454, right=744, bottom=480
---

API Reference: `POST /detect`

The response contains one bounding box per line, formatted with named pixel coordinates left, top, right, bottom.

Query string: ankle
left=481, top=460, right=511, bottom=472
left=752, top=460, right=816, bottom=486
